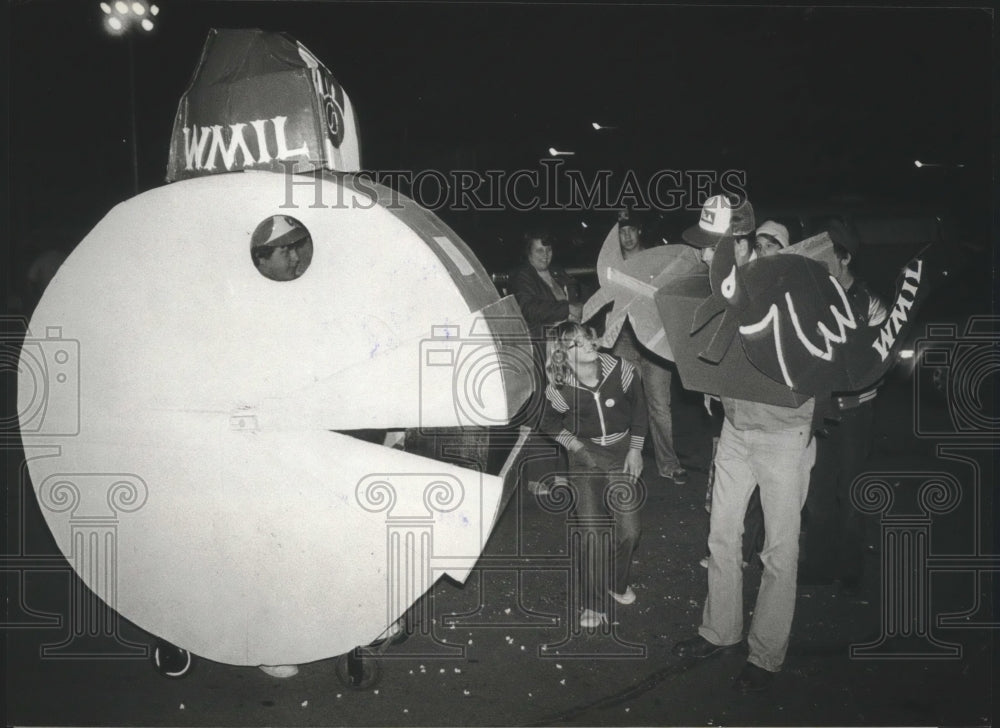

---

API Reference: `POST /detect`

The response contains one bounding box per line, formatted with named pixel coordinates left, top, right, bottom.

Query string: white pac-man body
left=19, top=170, right=532, bottom=665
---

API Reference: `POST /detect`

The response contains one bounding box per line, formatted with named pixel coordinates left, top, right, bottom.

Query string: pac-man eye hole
left=249, top=215, right=314, bottom=282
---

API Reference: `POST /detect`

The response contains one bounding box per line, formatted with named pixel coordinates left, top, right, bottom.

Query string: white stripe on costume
left=620, top=360, right=635, bottom=392
left=591, top=431, right=628, bottom=446
left=545, top=384, right=569, bottom=412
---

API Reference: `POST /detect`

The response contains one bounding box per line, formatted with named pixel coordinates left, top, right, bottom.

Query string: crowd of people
left=509, top=194, right=888, bottom=693
left=17, top=193, right=886, bottom=690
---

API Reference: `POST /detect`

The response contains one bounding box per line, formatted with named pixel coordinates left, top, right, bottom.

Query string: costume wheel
left=368, top=612, right=412, bottom=652
left=335, top=647, right=381, bottom=690
left=151, top=640, right=195, bottom=678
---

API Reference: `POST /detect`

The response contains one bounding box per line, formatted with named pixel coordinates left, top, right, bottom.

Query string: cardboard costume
left=586, top=223, right=929, bottom=405
left=167, top=29, right=361, bottom=181
left=19, top=32, right=532, bottom=667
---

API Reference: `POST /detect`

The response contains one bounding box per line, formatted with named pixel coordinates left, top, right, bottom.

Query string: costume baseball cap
left=251, top=215, right=310, bottom=249
left=682, top=195, right=756, bottom=248
left=617, top=209, right=643, bottom=228
left=755, top=220, right=790, bottom=249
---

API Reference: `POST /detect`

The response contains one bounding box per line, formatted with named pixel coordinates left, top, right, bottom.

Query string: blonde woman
left=540, top=321, right=647, bottom=628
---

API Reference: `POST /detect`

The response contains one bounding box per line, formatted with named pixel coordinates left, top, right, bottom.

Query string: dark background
left=1, top=6, right=997, bottom=725
left=4, top=1, right=995, bottom=286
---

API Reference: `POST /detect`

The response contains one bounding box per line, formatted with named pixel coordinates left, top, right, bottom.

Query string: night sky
left=5, top=1, right=995, bottom=276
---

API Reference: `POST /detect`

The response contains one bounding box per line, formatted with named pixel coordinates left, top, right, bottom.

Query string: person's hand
left=567, top=302, right=583, bottom=323
left=570, top=441, right=599, bottom=470
left=623, top=448, right=643, bottom=478
left=579, top=449, right=600, bottom=470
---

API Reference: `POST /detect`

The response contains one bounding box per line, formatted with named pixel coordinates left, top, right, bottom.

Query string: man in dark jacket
left=799, top=220, right=888, bottom=594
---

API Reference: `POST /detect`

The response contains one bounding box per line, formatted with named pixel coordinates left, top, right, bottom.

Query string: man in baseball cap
left=617, top=209, right=647, bottom=260
left=251, top=215, right=312, bottom=282
left=673, top=191, right=816, bottom=694
left=682, top=195, right=756, bottom=266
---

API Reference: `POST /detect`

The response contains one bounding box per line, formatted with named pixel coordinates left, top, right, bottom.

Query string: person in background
left=742, top=220, right=792, bottom=565
left=609, top=210, right=688, bottom=485
left=673, top=195, right=816, bottom=694
left=799, top=219, right=888, bottom=595
left=700, top=219, right=792, bottom=571
left=510, top=230, right=582, bottom=336
left=751, top=219, right=790, bottom=259
left=540, top=321, right=646, bottom=629
left=510, top=230, right=583, bottom=495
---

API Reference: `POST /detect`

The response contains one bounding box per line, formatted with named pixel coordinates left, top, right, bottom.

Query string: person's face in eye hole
left=257, top=241, right=304, bottom=281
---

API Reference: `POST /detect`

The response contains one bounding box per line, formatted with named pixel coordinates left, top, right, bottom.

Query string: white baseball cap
left=755, top=220, right=790, bottom=249
left=251, top=215, right=310, bottom=249
left=682, top=195, right=756, bottom=248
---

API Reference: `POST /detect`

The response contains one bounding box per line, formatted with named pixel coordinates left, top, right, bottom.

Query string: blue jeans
left=568, top=438, right=644, bottom=610
left=700, top=419, right=815, bottom=672
left=639, top=354, right=681, bottom=475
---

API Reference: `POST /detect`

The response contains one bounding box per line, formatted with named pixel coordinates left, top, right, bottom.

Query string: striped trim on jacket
left=540, top=353, right=647, bottom=451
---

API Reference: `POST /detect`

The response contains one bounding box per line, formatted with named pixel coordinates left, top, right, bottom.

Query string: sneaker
left=579, top=608, right=606, bottom=629
left=668, top=468, right=688, bottom=485
left=609, top=586, right=636, bottom=605
left=259, top=664, right=299, bottom=678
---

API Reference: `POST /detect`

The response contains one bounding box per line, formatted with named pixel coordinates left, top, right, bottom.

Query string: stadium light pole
left=100, top=1, right=159, bottom=195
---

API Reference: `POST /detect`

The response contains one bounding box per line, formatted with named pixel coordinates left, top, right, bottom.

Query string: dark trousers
left=802, top=402, right=874, bottom=582
left=568, top=438, right=643, bottom=609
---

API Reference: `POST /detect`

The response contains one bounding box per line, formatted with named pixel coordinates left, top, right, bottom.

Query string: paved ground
left=3, top=369, right=995, bottom=727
